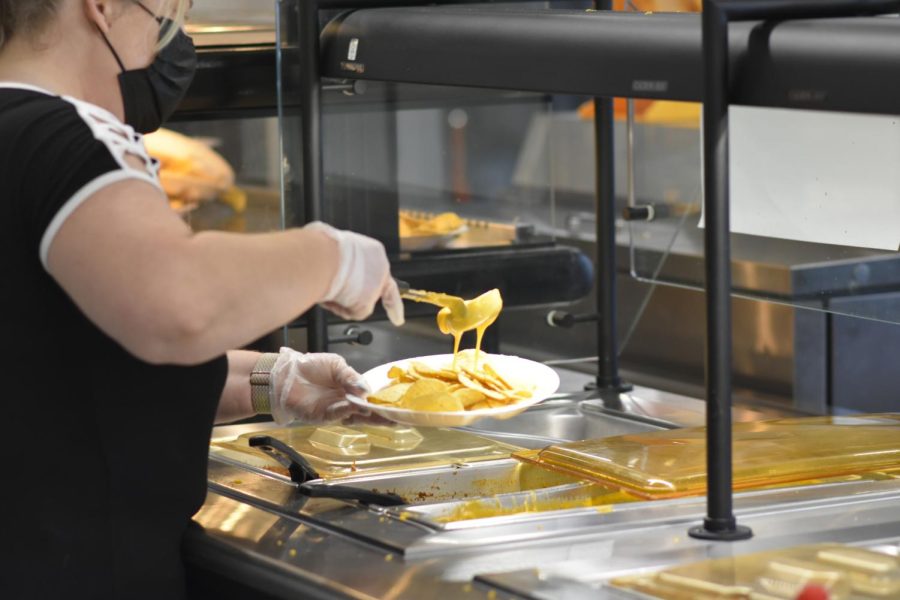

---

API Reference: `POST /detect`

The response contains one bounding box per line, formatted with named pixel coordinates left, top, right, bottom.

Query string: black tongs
left=395, top=279, right=431, bottom=302
left=248, top=435, right=406, bottom=507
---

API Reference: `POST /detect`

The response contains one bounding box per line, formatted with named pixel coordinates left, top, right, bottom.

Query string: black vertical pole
left=688, top=0, right=751, bottom=541
left=689, top=0, right=897, bottom=543
left=299, top=0, right=329, bottom=352
left=591, top=0, right=630, bottom=399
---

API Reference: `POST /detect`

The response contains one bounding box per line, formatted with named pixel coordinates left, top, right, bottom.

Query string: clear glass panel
left=307, top=83, right=569, bottom=368
left=154, top=0, right=282, bottom=231
left=623, top=102, right=900, bottom=414
left=156, top=117, right=283, bottom=235
left=627, top=105, right=900, bottom=325
left=155, top=0, right=282, bottom=234
left=317, top=86, right=559, bottom=254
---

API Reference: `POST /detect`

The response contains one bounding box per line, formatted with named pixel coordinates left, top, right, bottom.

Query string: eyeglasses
left=134, top=1, right=164, bottom=25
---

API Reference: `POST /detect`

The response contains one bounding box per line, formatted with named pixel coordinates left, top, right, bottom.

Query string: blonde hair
left=157, top=0, right=190, bottom=49
left=0, top=0, right=191, bottom=52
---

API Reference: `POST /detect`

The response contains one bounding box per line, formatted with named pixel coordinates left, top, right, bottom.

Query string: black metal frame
left=690, top=0, right=900, bottom=542
left=177, top=8, right=900, bottom=121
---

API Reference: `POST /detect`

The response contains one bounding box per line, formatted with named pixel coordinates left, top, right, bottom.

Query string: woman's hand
left=305, top=222, right=405, bottom=326
left=269, top=347, right=383, bottom=425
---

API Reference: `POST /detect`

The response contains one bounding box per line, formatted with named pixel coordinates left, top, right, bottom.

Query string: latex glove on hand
left=305, top=222, right=405, bottom=326
left=269, top=347, right=384, bottom=426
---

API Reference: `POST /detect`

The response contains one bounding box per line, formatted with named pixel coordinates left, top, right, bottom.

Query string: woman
left=0, top=1, right=403, bottom=597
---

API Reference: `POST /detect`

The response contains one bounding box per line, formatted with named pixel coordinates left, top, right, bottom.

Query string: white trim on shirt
left=39, top=170, right=160, bottom=270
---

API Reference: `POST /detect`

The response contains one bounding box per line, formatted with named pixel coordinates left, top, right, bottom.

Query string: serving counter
left=188, top=392, right=900, bottom=599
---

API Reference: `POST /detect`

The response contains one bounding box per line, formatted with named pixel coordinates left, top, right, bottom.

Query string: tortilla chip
left=457, top=371, right=507, bottom=400
left=368, top=382, right=412, bottom=405
left=452, top=388, right=486, bottom=408
left=402, top=392, right=464, bottom=412
left=460, top=366, right=507, bottom=393
left=409, top=362, right=458, bottom=381
left=400, top=378, right=451, bottom=403
left=388, top=365, right=418, bottom=382
left=483, top=363, right=513, bottom=390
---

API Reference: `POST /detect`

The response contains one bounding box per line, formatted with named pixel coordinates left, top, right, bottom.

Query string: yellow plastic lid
left=513, top=414, right=900, bottom=499
left=213, top=424, right=521, bottom=479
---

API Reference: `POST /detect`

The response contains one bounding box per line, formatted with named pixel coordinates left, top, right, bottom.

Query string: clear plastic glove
left=305, top=221, right=404, bottom=326
left=270, top=347, right=376, bottom=426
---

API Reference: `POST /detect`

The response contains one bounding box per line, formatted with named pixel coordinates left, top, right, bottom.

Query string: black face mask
left=100, top=12, right=197, bottom=134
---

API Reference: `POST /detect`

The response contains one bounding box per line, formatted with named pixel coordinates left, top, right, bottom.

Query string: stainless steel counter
left=192, top=391, right=900, bottom=599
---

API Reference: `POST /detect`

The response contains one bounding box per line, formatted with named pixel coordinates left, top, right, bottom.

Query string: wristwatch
left=250, top=353, right=279, bottom=414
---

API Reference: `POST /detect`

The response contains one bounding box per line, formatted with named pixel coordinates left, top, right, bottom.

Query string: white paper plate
left=350, top=353, right=560, bottom=427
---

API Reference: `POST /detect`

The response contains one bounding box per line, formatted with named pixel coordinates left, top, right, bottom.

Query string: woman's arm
left=47, top=178, right=340, bottom=365
left=216, top=350, right=260, bottom=424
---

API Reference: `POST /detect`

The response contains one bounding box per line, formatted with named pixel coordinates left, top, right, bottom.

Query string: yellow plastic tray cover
left=513, top=414, right=900, bottom=499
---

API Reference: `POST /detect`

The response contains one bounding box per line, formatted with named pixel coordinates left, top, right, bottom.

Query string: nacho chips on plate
left=368, top=350, right=535, bottom=413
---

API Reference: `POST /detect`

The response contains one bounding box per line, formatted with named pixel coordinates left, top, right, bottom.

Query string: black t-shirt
left=0, top=85, right=228, bottom=599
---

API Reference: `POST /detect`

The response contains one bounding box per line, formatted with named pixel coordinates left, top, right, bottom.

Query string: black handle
left=299, top=482, right=406, bottom=507
left=249, top=435, right=320, bottom=484
left=623, top=203, right=698, bottom=222
left=622, top=205, right=655, bottom=222
left=546, top=310, right=599, bottom=329
left=328, top=326, right=374, bottom=346
left=249, top=435, right=407, bottom=506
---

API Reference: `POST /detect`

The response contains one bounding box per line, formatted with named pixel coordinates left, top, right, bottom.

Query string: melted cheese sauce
left=406, top=289, right=503, bottom=369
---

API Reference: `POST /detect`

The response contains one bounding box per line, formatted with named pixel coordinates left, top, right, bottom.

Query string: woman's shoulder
left=0, top=84, right=75, bottom=126
left=0, top=83, right=159, bottom=182
left=1, top=84, right=130, bottom=144
left=0, top=84, right=105, bottom=154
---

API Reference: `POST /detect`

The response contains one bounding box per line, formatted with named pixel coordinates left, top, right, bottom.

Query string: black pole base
left=688, top=520, right=753, bottom=542
left=584, top=380, right=634, bottom=410
left=584, top=380, right=634, bottom=394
